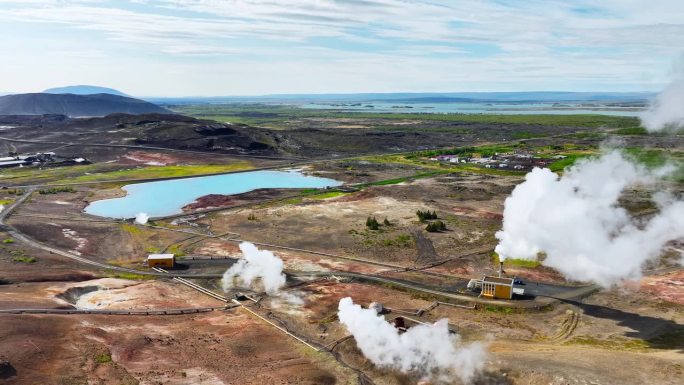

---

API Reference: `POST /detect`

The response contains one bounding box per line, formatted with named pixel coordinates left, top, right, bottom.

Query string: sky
left=1, top=0, right=683, bottom=96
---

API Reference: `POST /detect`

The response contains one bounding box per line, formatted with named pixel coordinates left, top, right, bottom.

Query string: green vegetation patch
left=67, top=163, right=253, bottom=183
left=306, top=191, right=347, bottom=200
left=615, top=126, right=648, bottom=135
left=484, top=305, right=516, bottom=314
left=358, top=170, right=449, bottom=187
left=165, top=244, right=186, bottom=257
left=120, top=223, right=142, bottom=235
left=382, top=234, right=413, bottom=247
left=491, top=252, right=540, bottom=268
left=0, top=162, right=253, bottom=186
left=624, top=148, right=684, bottom=182
left=39, top=186, right=76, bottom=194
left=505, top=258, right=541, bottom=268
left=564, top=336, right=649, bottom=350
left=12, top=256, right=36, bottom=263
left=94, top=353, right=112, bottom=364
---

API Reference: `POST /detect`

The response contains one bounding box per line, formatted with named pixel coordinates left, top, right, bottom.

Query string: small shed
left=147, top=254, right=175, bottom=269
left=480, top=276, right=514, bottom=300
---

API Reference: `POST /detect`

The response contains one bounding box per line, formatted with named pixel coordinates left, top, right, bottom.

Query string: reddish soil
left=0, top=312, right=340, bottom=385
left=639, top=270, right=684, bottom=305
left=119, top=151, right=180, bottom=166
left=452, top=206, right=503, bottom=220
left=183, top=188, right=297, bottom=211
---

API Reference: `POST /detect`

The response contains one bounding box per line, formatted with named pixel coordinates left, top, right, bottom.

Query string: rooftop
left=147, top=254, right=175, bottom=260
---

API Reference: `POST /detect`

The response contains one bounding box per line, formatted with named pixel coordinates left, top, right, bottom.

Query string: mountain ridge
left=44, top=85, right=128, bottom=97
left=0, top=93, right=170, bottom=117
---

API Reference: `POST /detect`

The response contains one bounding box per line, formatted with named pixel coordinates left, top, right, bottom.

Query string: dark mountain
left=0, top=93, right=170, bottom=117
left=44, top=85, right=128, bottom=97
left=0, top=113, right=277, bottom=157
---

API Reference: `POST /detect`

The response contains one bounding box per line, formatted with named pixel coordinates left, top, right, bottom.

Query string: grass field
left=0, top=162, right=253, bottom=185
left=172, top=104, right=641, bottom=130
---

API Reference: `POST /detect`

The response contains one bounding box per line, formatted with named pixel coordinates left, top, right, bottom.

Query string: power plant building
left=147, top=254, right=175, bottom=269
left=480, top=276, right=515, bottom=300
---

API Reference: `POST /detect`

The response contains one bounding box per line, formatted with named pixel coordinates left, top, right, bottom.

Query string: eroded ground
left=1, top=115, right=683, bottom=385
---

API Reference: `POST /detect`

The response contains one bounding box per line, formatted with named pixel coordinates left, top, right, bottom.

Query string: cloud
left=1, top=1, right=684, bottom=94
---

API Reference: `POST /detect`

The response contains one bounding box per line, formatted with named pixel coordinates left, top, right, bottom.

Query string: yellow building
left=147, top=254, right=175, bottom=269
left=480, top=276, right=514, bottom=300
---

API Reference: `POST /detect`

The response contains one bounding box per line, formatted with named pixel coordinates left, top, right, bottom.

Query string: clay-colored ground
left=1, top=159, right=682, bottom=385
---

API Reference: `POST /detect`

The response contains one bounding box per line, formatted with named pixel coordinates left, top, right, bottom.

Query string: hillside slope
left=0, top=93, right=169, bottom=117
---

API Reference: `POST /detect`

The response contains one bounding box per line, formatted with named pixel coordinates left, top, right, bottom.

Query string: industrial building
left=467, top=262, right=524, bottom=300
left=479, top=276, right=515, bottom=299
left=0, top=152, right=89, bottom=169
left=147, top=254, right=175, bottom=268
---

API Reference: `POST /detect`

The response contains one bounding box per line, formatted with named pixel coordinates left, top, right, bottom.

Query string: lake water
left=84, top=170, right=342, bottom=219
left=300, top=102, right=643, bottom=116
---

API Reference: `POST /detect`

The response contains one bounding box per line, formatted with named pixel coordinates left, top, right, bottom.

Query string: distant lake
left=85, top=170, right=342, bottom=219
left=299, top=102, right=643, bottom=116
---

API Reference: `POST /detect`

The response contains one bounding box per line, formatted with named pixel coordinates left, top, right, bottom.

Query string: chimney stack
left=499, top=261, right=503, bottom=278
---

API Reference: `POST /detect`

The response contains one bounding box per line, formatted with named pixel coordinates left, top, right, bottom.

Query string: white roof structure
left=147, top=254, right=174, bottom=260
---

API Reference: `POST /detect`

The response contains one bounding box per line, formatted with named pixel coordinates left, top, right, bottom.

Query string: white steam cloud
left=640, top=58, right=684, bottom=132
left=495, top=151, right=684, bottom=287
left=640, top=79, right=684, bottom=132
left=134, top=212, right=149, bottom=225
left=221, top=242, right=286, bottom=294
left=337, top=297, right=487, bottom=383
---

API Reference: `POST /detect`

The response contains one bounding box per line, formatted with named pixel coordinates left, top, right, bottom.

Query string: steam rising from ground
left=134, top=212, right=149, bottom=224
left=221, top=242, right=286, bottom=294
left=640, top=79, right=684, bottom=132
left=640, top=59, right=684, bottom=132
left=495, top=151, right=684, bottom=287
left=337, top=297, right=487, bottom=383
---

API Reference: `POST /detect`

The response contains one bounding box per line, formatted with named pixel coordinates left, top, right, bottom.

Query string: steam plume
left=640, top=59, right=684, bottom=132
left=337, top=297, right=487, bottom=383
left=495, top=151, right=684, bottom=287
left=134, top=212, right=149, bottom=224
left=221, top=242, right=286, bottom=294
left=640, top=79, right=684, bottom=132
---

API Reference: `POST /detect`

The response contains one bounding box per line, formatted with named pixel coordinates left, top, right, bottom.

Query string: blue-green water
left=300, top=102, right=643, bottom=116
left=84, top=170, right=342, bottom=219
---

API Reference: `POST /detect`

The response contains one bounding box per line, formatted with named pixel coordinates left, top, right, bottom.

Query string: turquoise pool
left=84, top=170, right=342, bottom=219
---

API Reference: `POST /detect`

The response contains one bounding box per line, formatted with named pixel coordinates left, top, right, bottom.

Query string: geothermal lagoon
left=84, top=170, right=342, bottom=218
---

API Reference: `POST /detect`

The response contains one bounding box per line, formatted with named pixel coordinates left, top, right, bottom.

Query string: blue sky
left=0, top=0, right=683, bottom=96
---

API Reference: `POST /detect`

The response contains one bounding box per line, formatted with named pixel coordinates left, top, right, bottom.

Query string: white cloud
left=0, top=1, right=683, bottom=94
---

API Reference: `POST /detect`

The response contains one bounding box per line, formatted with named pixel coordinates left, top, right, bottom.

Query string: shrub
left=425, top=220, right=447, bottom=232
left=416, top=210, right=438, bottom=222
left=38, top=186, right=76, bottom=195
left=366, top=216, right=379, bottom=230
left=383, top=218, right=391, bottom=226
